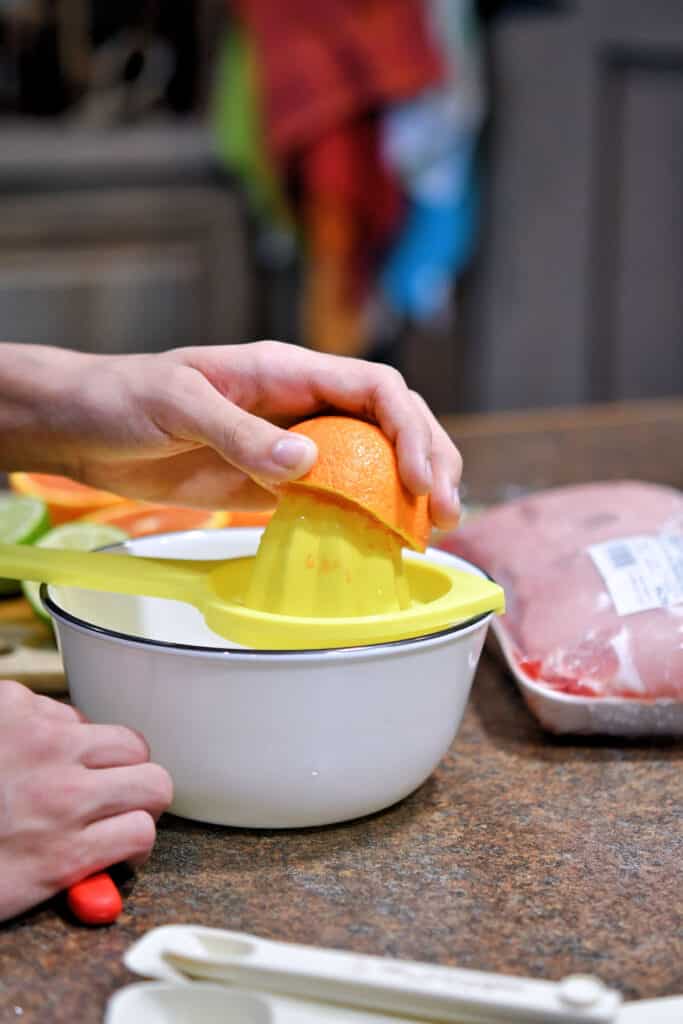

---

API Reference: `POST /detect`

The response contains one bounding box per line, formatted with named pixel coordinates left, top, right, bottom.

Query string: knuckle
left=45, top=773, right=84, bottom=822
left=163, top=364, right=198, bottom=404
left=115, top=725, right=150, bottom=763
left=376, top=364, right=406, bottom=390
left=50, top=847, right=85, bottom=890
left=378, top=364, right=405, bottom=387
left=222, top=417, right=254, bottom=459
left=52, top=831, right=98, bottom=888
left=254, top=339, right=283, bottom=361
left=147, top=364, right=198, bottom=424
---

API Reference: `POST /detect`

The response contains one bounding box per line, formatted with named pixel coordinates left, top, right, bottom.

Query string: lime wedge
left=22, top=522, right=129, bottom=620
left=0, top=492, right=50, bottom=595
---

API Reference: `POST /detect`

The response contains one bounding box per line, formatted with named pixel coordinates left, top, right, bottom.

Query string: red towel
left=233, top=0, right=444, bottom=160
left=233, top=0, right=444, bottom=355
left=300, top=118, right=404, bottom=355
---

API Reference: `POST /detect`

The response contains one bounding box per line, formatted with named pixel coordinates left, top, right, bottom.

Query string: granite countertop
left=0, top=652, right=680, bottom=1022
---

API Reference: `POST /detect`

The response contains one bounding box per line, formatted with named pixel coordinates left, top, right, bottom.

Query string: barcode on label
left=607, top=543, right=636, bottom=570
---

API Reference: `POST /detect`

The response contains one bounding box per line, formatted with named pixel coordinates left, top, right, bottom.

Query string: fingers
left=252, top=344, right=461, bottom=507
left=77, top=724, right=149, bottom=769
left=61, top=810, right=158, bottom=888
left=0, top=680, right=87, bottom=724
left=0, top=680, right=170, bottom=916
left=79, top=762, right=174, bottom=825
left=171, top=342, right=463, bottom=516
left=410, top=391, right=462, bottom=530
left=155, top=367, right=318, bottom=488
left=32, top=695, right=87, bottom=724
left=315, top=358, right=462, bottom=518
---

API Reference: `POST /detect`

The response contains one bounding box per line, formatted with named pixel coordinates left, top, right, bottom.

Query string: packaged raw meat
left=438, top=481, right=683, bottom=735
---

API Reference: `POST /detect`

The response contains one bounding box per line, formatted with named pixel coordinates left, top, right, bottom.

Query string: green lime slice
left=0, top=492, right=50, bottom=595
left=22, top=522, right=129, bottom=620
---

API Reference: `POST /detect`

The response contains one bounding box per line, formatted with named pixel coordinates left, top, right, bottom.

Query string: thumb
left=172, top=375, right=318, bottom=485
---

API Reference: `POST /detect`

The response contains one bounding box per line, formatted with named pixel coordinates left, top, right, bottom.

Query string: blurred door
left=461, top=0, right=683, bottom=412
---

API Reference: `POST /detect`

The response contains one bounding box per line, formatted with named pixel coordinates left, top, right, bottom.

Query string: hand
left=0, top=680, right=173, bottom=922
left=4, top=341, right=461, bottom=530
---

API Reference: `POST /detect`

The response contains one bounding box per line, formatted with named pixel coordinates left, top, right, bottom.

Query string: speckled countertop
left=1, top=654, right=681, bottom=1022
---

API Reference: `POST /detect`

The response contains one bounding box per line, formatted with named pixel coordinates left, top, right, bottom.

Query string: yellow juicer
left=0, top=486, right=504, bottom=650
left=225, top=487, right=505, bottom=647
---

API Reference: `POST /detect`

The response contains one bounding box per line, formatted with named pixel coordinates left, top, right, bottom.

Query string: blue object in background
left=379, top=0, right=485, bottom=322
left=379, top=119, right=480, bottom=320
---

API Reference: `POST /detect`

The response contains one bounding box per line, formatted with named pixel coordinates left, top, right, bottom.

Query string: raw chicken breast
left=439, top=482, right=683, bottom=700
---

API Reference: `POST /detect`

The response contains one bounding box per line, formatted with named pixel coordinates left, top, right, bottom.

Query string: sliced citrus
left=283, top=416, right=431, bottom=551
left=0, top=492, right=51, bottom=595
left=22, top=522, right=129, bottom=620
left=83, top=501, right=231, bottom=538
left=9, top=472, right=124, bottom=525
left=224, top=509, right=273, bottom=527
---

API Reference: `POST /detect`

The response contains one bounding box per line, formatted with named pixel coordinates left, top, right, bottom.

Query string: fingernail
left=272, top=436, right=317, bottom=473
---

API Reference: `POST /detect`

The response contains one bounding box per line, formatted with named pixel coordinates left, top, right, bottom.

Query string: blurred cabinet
left=461, top=0, right=683, bottom=412
left=0, top=124, right=250, bottom=354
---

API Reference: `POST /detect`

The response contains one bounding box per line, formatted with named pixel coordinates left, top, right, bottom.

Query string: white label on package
left=588, top=534, right=683, bottom=616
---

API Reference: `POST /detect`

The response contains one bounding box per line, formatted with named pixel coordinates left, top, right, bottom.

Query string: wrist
left=0, top=344, right=98, bottom=475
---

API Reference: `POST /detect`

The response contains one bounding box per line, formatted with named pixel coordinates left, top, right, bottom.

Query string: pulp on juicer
left=244, top=489, right=412, bottom=617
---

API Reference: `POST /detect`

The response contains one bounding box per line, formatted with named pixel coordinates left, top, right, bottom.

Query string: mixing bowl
left=44, top=528, right=494, bottom=828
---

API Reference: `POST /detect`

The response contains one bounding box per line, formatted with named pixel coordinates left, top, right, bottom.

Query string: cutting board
left=0, top=594, right=67, bottom=694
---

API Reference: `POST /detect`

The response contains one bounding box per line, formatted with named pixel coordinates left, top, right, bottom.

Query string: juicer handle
left=124, top=925, right=622, bottom=1024
left=0, top=543, right=209, bottom=602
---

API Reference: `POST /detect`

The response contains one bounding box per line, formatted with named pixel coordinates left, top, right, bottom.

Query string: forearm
left=0, top=343, right=96, bottom=474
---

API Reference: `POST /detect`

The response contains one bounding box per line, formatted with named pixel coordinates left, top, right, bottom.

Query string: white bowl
left=45, top=529, right=493, bottom=829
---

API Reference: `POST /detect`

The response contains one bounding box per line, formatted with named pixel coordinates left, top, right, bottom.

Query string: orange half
left=283, top=416, right=431, bottom=552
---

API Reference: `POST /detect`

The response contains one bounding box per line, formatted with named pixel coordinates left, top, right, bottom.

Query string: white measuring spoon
left=105, top=981, right=404, bottom=1024
left=123, top=925, right=622, bottom=1024
left=105, top=979, right=683, bottom=1024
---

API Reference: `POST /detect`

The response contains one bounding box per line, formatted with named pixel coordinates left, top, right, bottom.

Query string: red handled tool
left=67, top=871, right=122, bottom=925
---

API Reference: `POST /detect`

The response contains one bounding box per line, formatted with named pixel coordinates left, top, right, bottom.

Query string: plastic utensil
left=21, top=520, right=128, bottom=621
left=0, top=536, right=504, bottom=650
left=105, top=981, right=405, bottom=1024
left=0, top=492, right=49, bottom=595
left=123, top=925, right=622, bottom=1024
left=67, top=871, right=122, bottom=925
left=104, top=981, right=683, bottom=1024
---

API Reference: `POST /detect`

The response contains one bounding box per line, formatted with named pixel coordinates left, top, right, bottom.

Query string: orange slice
left=9, top=472, right=124, bottom=525
left=226, top=510, right=274, bottom=527
left=83, top=501, right=231, bottom=538
left=283, top=416, right=431, bottom=552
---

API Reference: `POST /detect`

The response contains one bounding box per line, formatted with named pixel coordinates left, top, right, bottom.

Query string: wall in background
left=457, top=0, right=683, bottom=412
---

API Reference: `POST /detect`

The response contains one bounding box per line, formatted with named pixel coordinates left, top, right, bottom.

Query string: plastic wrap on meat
left=439, top=482, right=683, bottom=700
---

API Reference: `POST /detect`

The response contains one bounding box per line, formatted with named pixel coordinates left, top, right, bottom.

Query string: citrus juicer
left=0, top=489, right=503, bottom=650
